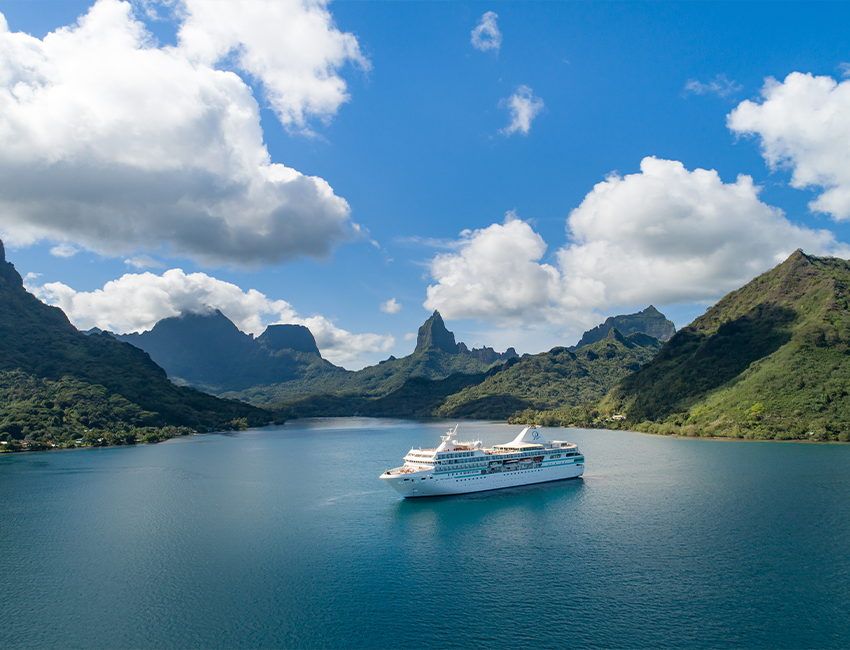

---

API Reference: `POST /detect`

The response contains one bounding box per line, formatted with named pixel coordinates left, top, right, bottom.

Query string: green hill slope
left=0, top=240, right=272, bottom=449
left=601, top=250, right=850, bottom=441
left=437, top=328, right=663, bottom=419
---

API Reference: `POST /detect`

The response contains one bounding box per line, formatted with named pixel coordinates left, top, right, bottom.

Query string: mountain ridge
left=115, top=310, right=337, bottom=393
left=572, top=305, right=675, bottom=349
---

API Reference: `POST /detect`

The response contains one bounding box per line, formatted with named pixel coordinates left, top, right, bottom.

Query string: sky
left=2, top=1, right=850, bottom=369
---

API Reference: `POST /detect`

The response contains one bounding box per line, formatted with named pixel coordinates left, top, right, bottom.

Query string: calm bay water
left=2, top=418, right=849, bottom=649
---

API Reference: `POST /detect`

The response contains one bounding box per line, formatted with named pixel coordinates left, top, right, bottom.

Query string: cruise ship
left=380, top=424, right=584, bottom=498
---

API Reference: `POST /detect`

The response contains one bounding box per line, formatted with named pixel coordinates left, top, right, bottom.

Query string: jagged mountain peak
left=257, top=324, right=320, bottom=355
left=415, top=310, right=458, bottom=353
left=606, top=327, right=629, bottom=344
left=115, top=310, right=332, bottom=393
left=573, top=305, right=676, bottom=349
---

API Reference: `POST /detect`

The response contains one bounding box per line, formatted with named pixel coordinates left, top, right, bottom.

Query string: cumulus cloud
left=0, top=0, right=366, bottom=266
left=684, top=74, right=742, bottom=98
left=27, top=269, right=394, bottom=366
left=424, top=215, right=564, bottom=324
left=500, top=86, right=544, bottom=136
left=50, top=243, right=80, bottom=258
left=728, top=72, right=850, bottom=220
left=380, top=298, right=402, bottom=314
left=178, top=0, right=370, bottom=133
left=840, top=63, right=850, bottom=78
left=558, top=157, right=848, bottom=306
left=425, top=158, right=849, bottom=337
left=471, top=11, right=502, bottom=53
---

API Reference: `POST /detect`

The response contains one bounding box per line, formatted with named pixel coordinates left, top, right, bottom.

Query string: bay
left=1, top=418, right=849, bottom=649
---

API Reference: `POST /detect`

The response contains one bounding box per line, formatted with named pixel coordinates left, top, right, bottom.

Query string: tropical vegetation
left=514, top=251, right=850, bottom=442
left=0, top=240, right=273, bottom=451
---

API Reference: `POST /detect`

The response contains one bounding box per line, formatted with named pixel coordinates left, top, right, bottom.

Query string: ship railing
left=385, top=467, right=419, bottom=476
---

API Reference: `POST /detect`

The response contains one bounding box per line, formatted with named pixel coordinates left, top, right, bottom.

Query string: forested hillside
left=586, top=251, right=850, bottom=441
left=0, top=240, right=272, bottom=450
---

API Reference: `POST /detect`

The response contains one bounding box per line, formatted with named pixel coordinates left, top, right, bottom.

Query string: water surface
left=2, top=419, right=849, bottom=649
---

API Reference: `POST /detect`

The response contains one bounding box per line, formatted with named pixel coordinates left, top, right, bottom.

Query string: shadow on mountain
left=617, top=303, right=798, bottom=422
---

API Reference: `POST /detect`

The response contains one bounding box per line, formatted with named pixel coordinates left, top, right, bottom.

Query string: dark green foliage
left=274, top=327, right=662, bottom=420
left=279, top=373, right=489, bottom=419
left=437, top=329, right=662, bottom=419
left=598, top=251, right=850, bottom=441
left=0, top=370, right=197, bottom=449
left=0, top=242, right=272, bottom=450
left=573, top=305, right=676, bottom=349
left=239, top=330, right=500, bottom=408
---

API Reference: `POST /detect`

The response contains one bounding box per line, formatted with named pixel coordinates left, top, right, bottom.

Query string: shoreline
left=4, top=416, right=847, bottom=455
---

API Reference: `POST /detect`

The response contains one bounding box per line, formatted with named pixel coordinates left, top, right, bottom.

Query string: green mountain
left=599, top=250, right=850, bottom=441
left=572, top=305, right=675, bottom=349
left=0, top=240, right=272, bottom=449
left=116, top=311, right=342, bottom=393
left=435, top=328, right=663, bottom=419
left=276, top=326, right=662, bottom=420
left=235, top=310, right=513, bottom=406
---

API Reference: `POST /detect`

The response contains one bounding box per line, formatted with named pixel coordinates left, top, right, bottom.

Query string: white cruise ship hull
left=381, top=459, right=584, bottom=498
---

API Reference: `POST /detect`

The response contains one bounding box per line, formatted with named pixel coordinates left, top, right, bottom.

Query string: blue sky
left=2, top=1, right=850, bottom=368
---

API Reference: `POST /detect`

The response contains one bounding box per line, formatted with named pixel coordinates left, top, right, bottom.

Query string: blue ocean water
left=1, top=419, right=849, bottom=649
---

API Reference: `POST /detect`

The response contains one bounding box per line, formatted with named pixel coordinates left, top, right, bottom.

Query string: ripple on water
left=1, top=423, right=849, bottom=649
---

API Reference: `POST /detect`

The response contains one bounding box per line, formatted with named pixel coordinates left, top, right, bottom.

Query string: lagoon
left=2, top=419, right=849, bottom=649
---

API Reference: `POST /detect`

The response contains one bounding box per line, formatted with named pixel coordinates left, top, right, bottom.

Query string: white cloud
left=380, top=298, right=402, bottom=314
left=26, top=268, right=394, bottom=367
left=50, top=242, right=80, bottom=258
left=728, top=72, right=850, bottom=220
left=424, top=158, right=849, bottom=339
left=124, top=254, right=164, bottom=269
left=0, top=0, right=365, bottom=266
left=178, top=0, right=370, bottom=133
left=424, top=214, right=567, bottom=325
left=684, top=74, right=742, bottom=98
left=558, top=157, right=848, bottom=306
left=499, top=85, right=544, bottom=136
left=839, top=63, right=850, bottom=78
left=297, top=316, right=395, bottom=366
left=471, top=11, right=502, bottom=53
left=403, top=332, right=416, bottom=341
